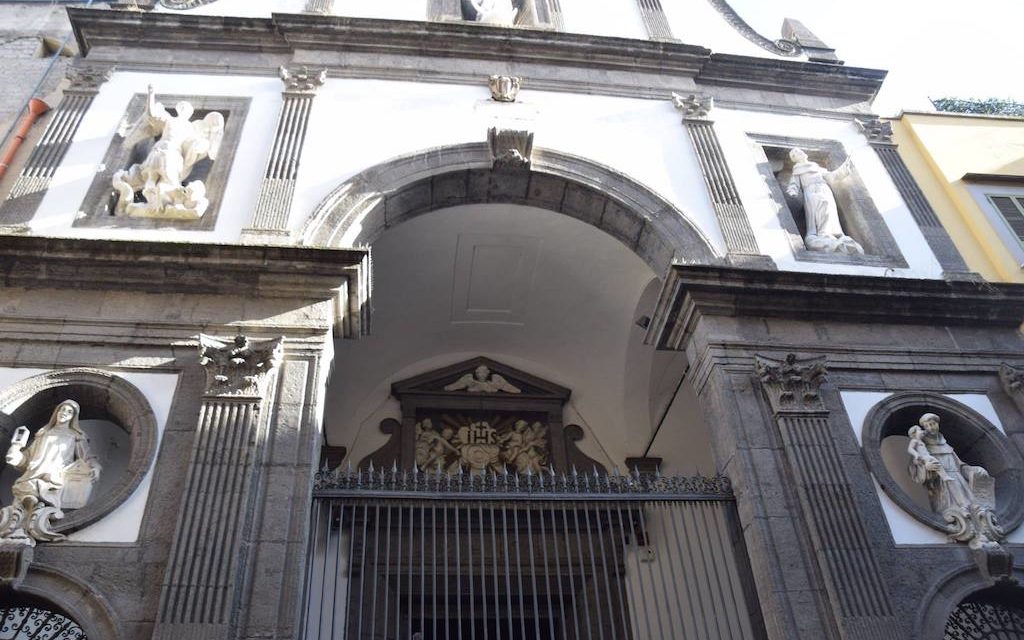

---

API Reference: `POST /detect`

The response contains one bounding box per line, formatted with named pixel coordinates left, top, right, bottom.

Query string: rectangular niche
left=750, top=133, right=908, bottom=268
left=74, top=94, right=250, bottom=231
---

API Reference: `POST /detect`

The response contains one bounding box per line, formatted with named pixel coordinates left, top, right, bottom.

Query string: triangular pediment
left=391, top=357, right=570, bottom=401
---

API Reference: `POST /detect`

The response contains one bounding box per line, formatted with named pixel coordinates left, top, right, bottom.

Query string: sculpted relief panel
left=415, top=412, right=547, bottom=473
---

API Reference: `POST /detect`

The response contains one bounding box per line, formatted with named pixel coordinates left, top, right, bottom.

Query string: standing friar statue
left=0, top=400, right=101, bottom=544
left=112, top=85, right=225, bottom=220
left=785, top=147, right=865, bottom=255
left=906, top=413, right=1003, bottom=550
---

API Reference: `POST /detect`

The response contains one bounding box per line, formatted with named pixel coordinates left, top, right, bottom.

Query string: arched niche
left=10, top=563, right=122, bottom=640
left=915, top=564, right=1024, bottom=640
left=0, top=369, right=159, bottom=534
left=299, top=143, right=721, bottom=275
left=861, top=392, right=1024, bottom=537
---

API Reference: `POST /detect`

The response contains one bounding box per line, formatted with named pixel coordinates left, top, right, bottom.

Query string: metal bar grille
left=0, top=607, right=87, bottom=640
left=304, top=468, right=760, bottom=640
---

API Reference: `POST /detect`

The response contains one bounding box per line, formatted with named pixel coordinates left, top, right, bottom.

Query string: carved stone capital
left=488, top=127, right=533, bottom=171
left=856, top=117, right=895, bottom=146
left=198, top=335, right=284, bottom=397
left=488, top=75, right=521, bottom=103
left=279, top=65, right=327, bottom=95
left=755, top=353, right=828, bottom=413
left=671, top=92, right=713, bottom=121
left=65, top=64, right=113, bottom=95
left=1000, top=363, right=1024, bottom=415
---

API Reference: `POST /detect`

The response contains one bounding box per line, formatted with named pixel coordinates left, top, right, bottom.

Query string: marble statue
left=463, top=0, right=518, bottom=25
left=444, top=365, right=521, bottom=394
left=113, top=85, right=225, bottom=219
left=907, top=413, right=1003, bottom=550
left=785, top=148, right=864, bottom=255
left=414, top=417, right=548, bottom=474
left=0, top=400, right=101, bottom=543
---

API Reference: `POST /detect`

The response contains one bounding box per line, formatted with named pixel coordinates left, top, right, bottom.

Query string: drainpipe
left=0, top=98, right=51, bottom=182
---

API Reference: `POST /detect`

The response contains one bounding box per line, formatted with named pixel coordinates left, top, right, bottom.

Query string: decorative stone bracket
left=488, top=126, right=534, bottom=170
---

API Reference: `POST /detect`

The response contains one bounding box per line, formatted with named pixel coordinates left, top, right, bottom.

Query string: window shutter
left=991, top=196, right=1024, bottom=242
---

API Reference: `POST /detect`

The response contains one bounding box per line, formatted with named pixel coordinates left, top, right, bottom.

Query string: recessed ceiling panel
left=451, top=233, right=540, bottom=325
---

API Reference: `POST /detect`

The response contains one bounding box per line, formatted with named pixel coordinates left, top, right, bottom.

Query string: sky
left=727, top=0, right=1024, bottom=115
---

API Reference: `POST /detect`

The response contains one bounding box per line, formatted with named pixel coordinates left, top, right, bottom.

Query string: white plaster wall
left=332, top=0, right=426, bottom=20
left=29, top=71, right=283, bottom=244
left=0, top=367, right=177, bottom=544
left=841, top=390, right=1024, bottom=545
left=716, top=108, right=944, bottom=279
left=294, top=79, right=726, bottom=253
left=558, top=0, right=646, bottom=39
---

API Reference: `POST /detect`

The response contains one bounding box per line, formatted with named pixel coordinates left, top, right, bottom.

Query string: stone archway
left=300, top=144, right=721, bottom=275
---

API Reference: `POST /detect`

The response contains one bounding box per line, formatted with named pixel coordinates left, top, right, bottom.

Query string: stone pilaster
left=1000, top=363, right=1024, bottom=417
left=1, top=64, right=112, bottom=227
left=755, top=353, right=899, bottom=638
left=634, top=0, right=674, bottom=40
left=241, top=66, right=326, bottom=244
left=856, top=116, right=975, bottom=280
left=153, top=335, right=283, bottom=640
left=672, top=93, right=768, bottom=265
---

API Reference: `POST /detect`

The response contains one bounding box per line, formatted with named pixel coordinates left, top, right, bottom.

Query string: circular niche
left=861, top=392, right=1024, bottom=536
left=0, top=369, right=158, bottom=535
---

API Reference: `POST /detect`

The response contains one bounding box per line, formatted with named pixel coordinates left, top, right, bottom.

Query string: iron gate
left=303, top=467, right=760, bottom=640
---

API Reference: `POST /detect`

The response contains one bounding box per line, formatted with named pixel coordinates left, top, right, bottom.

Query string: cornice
left=67, top=8, right=886, bottom=102
left=0, top=234, right=367, bottom=303
left=647, top=265, right=1024, bottom=351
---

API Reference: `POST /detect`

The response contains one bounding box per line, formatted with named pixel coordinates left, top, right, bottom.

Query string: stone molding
left=299, top=142, right=720, bottom=274
left=0, top=368, right=160, bottom=535
left=646, top=264, right=1024, bottom=350
left=67, top=9, right=888, bottom=103
left=0, top=235, right=369, bottom=339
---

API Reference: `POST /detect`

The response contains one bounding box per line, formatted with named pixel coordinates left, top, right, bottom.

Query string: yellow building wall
left=892, top=112, right=1024, bottom=283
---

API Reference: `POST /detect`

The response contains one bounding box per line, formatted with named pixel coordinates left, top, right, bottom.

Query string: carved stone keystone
left=488, top=127, right=533, bottom=170
left=488, top=75, right=521, bottom=102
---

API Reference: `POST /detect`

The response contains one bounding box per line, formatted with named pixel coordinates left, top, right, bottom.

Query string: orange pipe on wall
left=0, top=98, right=51, bottom=182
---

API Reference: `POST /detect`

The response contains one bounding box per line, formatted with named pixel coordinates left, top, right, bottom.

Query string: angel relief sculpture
left=112, top=85, right=225, bottom=220
left=444, top=365, right=521, bottom=394
left=415, top=417, right=547, bottom=474
left=1, top=400, right=101, bottom=544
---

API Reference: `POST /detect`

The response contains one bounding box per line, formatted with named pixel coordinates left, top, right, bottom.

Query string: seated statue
left=907, top=413, right=1002, bottom=550
left=1, top=400, right=101, bottom=544
left=785, top=148, right=865, bottom=255
left=112, top=85, right=224, bottom=220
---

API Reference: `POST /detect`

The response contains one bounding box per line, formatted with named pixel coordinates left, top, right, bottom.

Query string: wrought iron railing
left=0, top=606, right=87, bottom=640
left=304, top=466, right=761, bottom=640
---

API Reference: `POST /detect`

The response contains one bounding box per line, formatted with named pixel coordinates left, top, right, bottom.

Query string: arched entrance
left=300, top=144, right=721, bottom=275
left=944, top=584, right=1024, bottom=639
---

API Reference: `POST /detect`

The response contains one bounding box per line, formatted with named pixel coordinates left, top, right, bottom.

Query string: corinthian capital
left=671, top=93, right=714, bottom=120
left=198, top=335, right=284, bottom=397
left=755, top=353, right=828, bottom=412
left=279, top=65, right=327, bottom=95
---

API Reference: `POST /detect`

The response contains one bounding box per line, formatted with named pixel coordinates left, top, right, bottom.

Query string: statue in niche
left=444, top=365, right=521, bottom=394
left=112, top=85, right=225, bottom=220
left=0, top=400, right=101, bottom=544
left=907, top=413, right=1003, bottom=550
left=784, top=148, right=865, bottom=255
left=461, top=0, right=536, bottom=26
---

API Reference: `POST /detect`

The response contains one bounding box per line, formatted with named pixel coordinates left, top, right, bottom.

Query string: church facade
left=0, top=1, right=1022, bottom=639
